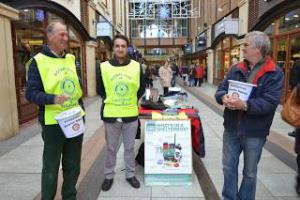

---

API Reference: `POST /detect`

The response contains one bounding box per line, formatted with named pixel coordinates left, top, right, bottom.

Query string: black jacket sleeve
left=96, top=62, right=106, bottom=98
left=137, top=64, right=146, bottom=99
left=25, top=59, right=56, bottom=105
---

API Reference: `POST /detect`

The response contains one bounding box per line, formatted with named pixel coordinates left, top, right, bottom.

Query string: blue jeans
left=222, top=130, right=266, bottom=200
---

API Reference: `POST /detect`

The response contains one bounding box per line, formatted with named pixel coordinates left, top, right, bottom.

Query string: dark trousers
left=41, top=124, right=83, bottom=200
left=163, top=87, right=169, bottom=95
left=145, top=78, right=153, bottom=88
left=194, top=78, right=203, bottom=87
left=295, top=129, right=300, bottom=185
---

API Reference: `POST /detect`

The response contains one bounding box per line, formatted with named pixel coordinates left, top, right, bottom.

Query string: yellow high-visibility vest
left=100, top=60, right=140, bottom=117
left=35, top=53, right=84, bottom=125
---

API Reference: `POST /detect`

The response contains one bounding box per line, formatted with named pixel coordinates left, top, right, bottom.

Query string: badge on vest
left=61, top=78, right=76, bottom=96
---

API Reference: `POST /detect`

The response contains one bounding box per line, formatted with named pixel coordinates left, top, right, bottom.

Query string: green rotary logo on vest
left=61, top=78, right=76, bottom=96
left=114, top=82, right=129, bottom=96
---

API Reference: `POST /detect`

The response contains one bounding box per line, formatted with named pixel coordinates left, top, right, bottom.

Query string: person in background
left=288, top=58, right=300, bottom=137
left=215, top=31, right=284, bottom=200
left=171, top=63, right=178, bottom=87
left=286, top=57, right=300, bottom=196
left=159, top=60, right=172, bottom=95
left=98, top=34, right=145, bottom=191
left=232, top=57, right=239, bottom=66
left=293, top=82, right=300, bottom=196
left=194, top=62, right=204, bottom=87
left=26, top=21, right=85, bottom=199
left=140, top=58, right=147, bottom=74
left=181, top=63, right=189, bottom=86
left=188, top=64, right=195, bottom=87
left=145, top=65, right=155, bottom=88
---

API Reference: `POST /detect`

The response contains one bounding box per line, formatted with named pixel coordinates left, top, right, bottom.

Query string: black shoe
left=101, top=179, right=113, bottom=191
left=126, top=176, right=140, bottom=188
left=288, top=131, right=296, bottom=137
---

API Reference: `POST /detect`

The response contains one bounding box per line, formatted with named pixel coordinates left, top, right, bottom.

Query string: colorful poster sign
left=144, top=120, right=192, bottom=175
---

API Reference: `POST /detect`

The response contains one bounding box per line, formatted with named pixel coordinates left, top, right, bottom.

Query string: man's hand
left=54, top=94, right=69, bottom=105
left=226, top=96, right=246, bottom=111
left=222, top=94, right=231, bottom=107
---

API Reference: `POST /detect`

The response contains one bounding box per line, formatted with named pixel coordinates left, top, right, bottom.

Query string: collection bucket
left=55, top=107, right=85, bottom=138
left=228, top=80, right=256, bottom=101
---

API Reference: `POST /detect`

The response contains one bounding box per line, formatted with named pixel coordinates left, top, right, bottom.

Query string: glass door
left=287, top=33, right=300, bottom=98
left=13, top=25, right=44, bottom=123
left=274, top=36, right=288, bottom=102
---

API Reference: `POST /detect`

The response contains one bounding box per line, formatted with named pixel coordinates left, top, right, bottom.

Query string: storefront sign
left=96, top=22, right=113, bottom=39
left=224, top=19, right=239, bottom=35
left=144, top=120, right=192, bottom=185
left=183, top=43, right=193, bottom=54
left=214, top=20, right=225, bottom=39
left=196, top=31, right=207, bottom=51
left=214, top=18, right=239, bottom=39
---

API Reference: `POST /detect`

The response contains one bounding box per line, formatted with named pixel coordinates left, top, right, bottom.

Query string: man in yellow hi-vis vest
left=26, top=21, right=84, bottom=199
left=97, top=35, right=145, bottom=191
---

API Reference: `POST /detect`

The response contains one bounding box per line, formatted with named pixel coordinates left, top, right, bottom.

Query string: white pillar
left=0, top=3, right=19, bottom=140
left=206, top=26, right=214, bottom=84
left=207, top=50, right=214, bottom=84
left=85, top=41, right=98, bottom=97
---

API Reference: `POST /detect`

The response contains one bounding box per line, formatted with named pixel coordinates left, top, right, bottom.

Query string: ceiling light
left=294, top=14, right=299, bottom=18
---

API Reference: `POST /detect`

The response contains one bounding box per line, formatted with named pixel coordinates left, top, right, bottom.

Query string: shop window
left=224, top=50, right=230, bottom=74
left=289, top=34, right=300, bottom=90
left=276, top=38, right=287, bottom=73
left=19, top=9, right=45, bottom=29
left=214, top=43, right=222, bottom=79
left=279, top=8, right=300, bottom=33
left=231, top=46, right=240, bottom=63
left=231, top=38, right=240, bottom=62
left=223, top=37, right=230, bottom=49
left=14, top=28, right=44, bottom=123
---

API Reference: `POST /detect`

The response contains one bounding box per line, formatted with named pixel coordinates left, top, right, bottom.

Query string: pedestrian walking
left=188, top=64, right=195, bottom=87
left=145, top=65, right=155, bottom=88
left=194, top=62, right=204, bottom=87
left=159, top=60, right=172, bottom=95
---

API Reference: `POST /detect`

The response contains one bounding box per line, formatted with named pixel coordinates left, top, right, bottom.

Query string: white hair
left=245, top=31, right=271, bottom=57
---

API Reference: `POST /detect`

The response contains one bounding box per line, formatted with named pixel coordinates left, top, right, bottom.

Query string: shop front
left=250, top=0, right=300, bottom=102
left=213, top=37, right=240, bottom=85
left=181, top=31, right=208, bottom=67
left=3, top=1, right=92, bottom=124
left=211, top=12, right=240, bottom=85
left=96, top=12, right=113, bottom=62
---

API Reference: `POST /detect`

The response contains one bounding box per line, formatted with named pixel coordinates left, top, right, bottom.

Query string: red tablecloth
left=139, top=107, right=205, bottom=158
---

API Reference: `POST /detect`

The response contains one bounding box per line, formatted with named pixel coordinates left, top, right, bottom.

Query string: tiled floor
left=1, top=79, right=299, bottom=199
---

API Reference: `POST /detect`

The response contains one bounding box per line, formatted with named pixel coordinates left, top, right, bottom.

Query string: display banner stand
left=144, top=120, right=192, bottom=186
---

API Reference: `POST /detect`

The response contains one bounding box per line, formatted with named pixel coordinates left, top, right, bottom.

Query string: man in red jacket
left=194, top=63, right=204, bottom=87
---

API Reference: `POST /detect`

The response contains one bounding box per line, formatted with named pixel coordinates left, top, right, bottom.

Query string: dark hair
left=113, top=34, right=129, bottom=46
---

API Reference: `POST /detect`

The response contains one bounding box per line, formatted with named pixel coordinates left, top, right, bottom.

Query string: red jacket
left=194, top=65, right=204, bottom=79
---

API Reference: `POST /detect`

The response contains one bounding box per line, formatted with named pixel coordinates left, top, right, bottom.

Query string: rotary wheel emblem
left=61, top=78, right=75, bottom=95
left=115, top=82, right=129, bottom=96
